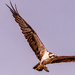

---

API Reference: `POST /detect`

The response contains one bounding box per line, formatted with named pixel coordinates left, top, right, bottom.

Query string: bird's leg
left=44, top=66, right=49, bottom=72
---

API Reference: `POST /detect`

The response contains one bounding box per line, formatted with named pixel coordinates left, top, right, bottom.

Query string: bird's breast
left=41, top=51, right=49, bottom=63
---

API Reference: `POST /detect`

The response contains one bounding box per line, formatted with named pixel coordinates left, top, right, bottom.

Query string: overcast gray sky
left=0, top=0, right=75, bottom=75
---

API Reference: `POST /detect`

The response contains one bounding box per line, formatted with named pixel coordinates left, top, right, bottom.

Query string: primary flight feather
left=6, top=1, right=75, bottom=72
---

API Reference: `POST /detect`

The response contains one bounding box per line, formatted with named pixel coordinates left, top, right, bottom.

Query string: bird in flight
left=6, top=1, right=75, bottom=72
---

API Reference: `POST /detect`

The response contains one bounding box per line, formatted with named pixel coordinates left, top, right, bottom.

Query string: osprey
left=6, top=1, right=75, bottom=72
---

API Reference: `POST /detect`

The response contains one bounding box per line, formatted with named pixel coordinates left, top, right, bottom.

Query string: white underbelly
left=41, top=51, right=49, bottom=62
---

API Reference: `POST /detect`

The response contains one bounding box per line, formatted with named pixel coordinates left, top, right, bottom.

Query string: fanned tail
left=33, top=62, right=49, bottom=72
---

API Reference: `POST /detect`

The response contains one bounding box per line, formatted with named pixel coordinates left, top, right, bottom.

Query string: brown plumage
left=51, top=56, right=75, bottom=63
left=6, top=1, right=75, bottom=72
left=6, top=2, right=46, bottom=61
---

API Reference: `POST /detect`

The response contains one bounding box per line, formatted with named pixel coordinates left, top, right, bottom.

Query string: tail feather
left=33, top=62, right=43, bottom=71
left=33, top=62, right=49, bottom=72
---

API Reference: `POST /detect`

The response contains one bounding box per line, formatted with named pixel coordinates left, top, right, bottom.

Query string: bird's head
left=49, top=53, right=57, bottom=58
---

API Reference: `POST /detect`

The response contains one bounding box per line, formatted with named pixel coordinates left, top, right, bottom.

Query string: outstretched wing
left=51, top=56, right=75, bottom=63
left=6, top=2, right=47, bottom=60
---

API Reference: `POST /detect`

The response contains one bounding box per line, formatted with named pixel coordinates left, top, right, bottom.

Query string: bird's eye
left=49, top=54, right=57, bottom=58
left=49, top=56, right=52, bottom=58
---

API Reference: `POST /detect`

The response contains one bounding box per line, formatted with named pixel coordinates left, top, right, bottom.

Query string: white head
left=49, top=53, right=57, bottom=58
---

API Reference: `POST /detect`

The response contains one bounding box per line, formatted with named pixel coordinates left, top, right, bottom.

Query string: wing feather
left=6, top=2, right=46, bottom=60
left=51, top=56, right=75, bottom=63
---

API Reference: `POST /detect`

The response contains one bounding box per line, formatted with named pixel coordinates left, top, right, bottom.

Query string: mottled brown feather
left=6, top=2, right=46, bottom=60
left=51, top=56, right=75, bottom=63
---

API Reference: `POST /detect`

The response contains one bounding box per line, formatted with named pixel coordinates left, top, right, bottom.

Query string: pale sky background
left=0, top=0, right=75, bottom=75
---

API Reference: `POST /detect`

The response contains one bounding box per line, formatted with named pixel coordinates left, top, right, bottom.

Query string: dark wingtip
left=6, top=1, right=18, bottom=14
left=15, top=4, right=18, bottom=13
left=5, top=3, right=14, bottom=13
